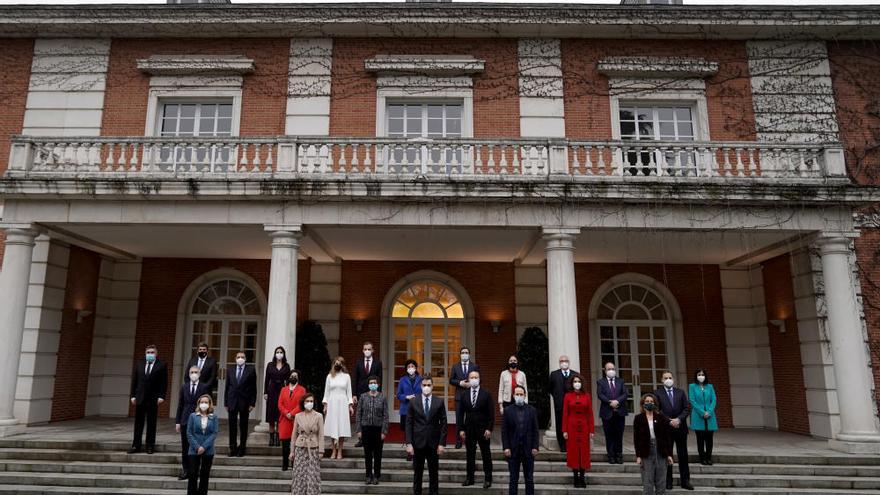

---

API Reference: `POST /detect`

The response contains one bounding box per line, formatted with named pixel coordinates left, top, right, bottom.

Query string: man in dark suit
left=548, top=354, right=577, bottom=452
left=351, top=341, right=383, bottom=447
left=128, top=344, right=168, bottom=454
left=185, top=342, right=218, bottom=393
left=175, top=365, right=210, bottom=479
left=449, top=346, right=479, bottom=449
left=655, top=370, right=694, bottom=491
left=596, top=361, right=628, bottom=464
left=502, top=385, right=539, bottom=495
left=225, top=351, right=257, bottom=457
left=406, top=374, right=447, bottom=495
left=459, top=370, right=494, bottom=488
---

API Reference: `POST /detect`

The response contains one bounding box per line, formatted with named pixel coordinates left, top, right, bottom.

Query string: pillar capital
left=542, top=227, right=580, bottom=251
left=264, top=225, right=303, bottom=248
left=0, top=224, right=42, bottom=245
left=815, top=233, right=857, bottom=255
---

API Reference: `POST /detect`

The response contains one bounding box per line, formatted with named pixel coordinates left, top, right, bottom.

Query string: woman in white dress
left=322, top=356, right=354, bottom=459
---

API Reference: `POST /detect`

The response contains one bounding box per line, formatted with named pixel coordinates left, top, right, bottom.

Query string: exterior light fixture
left=490, top=320, right=502, bottom=333
left=769, top=319, right=786, bottom=334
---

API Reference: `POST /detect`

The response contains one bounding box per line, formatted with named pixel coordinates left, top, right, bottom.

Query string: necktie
left=146, top=363, right=152, bottom=375
left=472, top=389, right=477, bottom=406
left=611, top=378, right=615, bottom=390
left=198, top=358, right=204, bottom=370
left=191, top=384, right=195, bottom=396
left=425, top=397, right=430, bottom=413
left=464, top=363, right=468, bottom=375
left=365, top=359, right=370, bottom=374
left=237, top=366, right=242, bottom=382
left=667, top=389, right=674, bottom=403
left=564, top=371, right=568, bottom=378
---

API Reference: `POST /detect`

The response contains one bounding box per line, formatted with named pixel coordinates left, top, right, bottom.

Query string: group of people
left=128, top=341, right=719, bottom=495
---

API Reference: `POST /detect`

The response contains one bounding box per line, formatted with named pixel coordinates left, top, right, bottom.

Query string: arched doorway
left=382, top=273, right=474, bottom=423
left=589, top=274, right=685, bottom=424
left=181, top=276, right=266, bottom=419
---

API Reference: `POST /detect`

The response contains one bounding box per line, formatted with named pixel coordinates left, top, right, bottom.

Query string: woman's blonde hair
left=195, top=394, right=214, bottom=414
left=330, top=356, right=347, bottom=377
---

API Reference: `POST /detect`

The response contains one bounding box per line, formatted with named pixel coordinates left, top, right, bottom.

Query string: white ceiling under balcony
left=48, top=223, right=802, bottom=267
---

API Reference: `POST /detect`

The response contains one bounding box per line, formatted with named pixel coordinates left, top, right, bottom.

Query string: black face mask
left=334, top=364, right=342, bottom=371
left=508, top=363, right=518, bottom=369
left=289, top=378, right=298, bottom=385
left=197, top=352, right=207, bottom=359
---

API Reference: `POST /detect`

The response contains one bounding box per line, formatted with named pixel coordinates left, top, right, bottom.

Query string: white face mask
left=275, top=353, right=284, bottom=360
left=514, top=395, right=526, bottom=405
left=364, top=350, right=372, bottom=358
left=573, top=382, right=582, bottom=390
left=697, top=375, right=705, bottom=383
left=461, top=353, right=470, bottom=362
left=469, top=378, right=479, bottom=388
left=560, top=362, right=570, bottom=370
left=407, top=367, right=416, bottom=375
left=304, top=402, right=314, bottom=411
left=189, top=373, right=200, bottom=381
left=664, top=378, right=674, bottom=388
left=199, top=403, right=209, bottom=412
left=422, top=386, right=432, bottom=396
left=606, top=369, right=617, bottom=379
left=236, top=358, right=245, bottom=366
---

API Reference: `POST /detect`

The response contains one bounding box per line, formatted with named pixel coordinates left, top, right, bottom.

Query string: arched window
left=391, top=281, right=464, bottom=319
left=191, top=279, right=261, bottom=316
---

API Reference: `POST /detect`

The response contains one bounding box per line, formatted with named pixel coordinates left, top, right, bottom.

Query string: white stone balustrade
left=6, top=135, right=842, bottom=180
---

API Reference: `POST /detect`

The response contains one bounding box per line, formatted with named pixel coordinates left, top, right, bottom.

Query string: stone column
left=0, top=225, right=40, bottom=435
left=542, top=227, right=581, bottom=450
left=818, top=235, right=880, bottom=452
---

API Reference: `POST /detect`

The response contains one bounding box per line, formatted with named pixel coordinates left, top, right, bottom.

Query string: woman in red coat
left=277, top=369, right=307, bottom=471
left=562, top=373, right=595, bottom=488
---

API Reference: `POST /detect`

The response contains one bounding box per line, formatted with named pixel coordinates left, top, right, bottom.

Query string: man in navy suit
left=596, top=361, right=628, bottom=464
left=225, top=351, right=257, bottom=457
left=185, top=342, right=218, bottom=393
left=128, top=344, right=168, bottom=454
left=459, top=370, right=494, bottom=488
left=655, top=370, right=694, bottom=491
left=352, top=341, right=383, bottom=447
left=406, top=374, right=447, bottom=495
left=548, top=355, right=577, bottom=452
left=502, top=385, right=539, bottom=495
left=449, top=346, right=479, bottom=449
left=175, top=365, right=210, bottom=479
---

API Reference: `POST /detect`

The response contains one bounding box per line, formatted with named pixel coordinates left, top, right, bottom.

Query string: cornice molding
left=365, top=55, right=485, bottom=76
left=597, top=57, right=719, bottom=78
left=136, top=55, right=256, bottom=76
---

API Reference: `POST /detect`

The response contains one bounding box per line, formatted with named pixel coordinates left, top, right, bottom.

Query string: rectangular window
left=618, top=104, right=697, bottom=175
left=386, top=103, right=463, bottom=172
left=158, top=102, right=234, bottom=171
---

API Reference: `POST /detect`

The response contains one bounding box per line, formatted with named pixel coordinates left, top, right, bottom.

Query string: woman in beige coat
left=498, top=355, right=528, bottom=414
left=289, top=393, right=325, bottom=495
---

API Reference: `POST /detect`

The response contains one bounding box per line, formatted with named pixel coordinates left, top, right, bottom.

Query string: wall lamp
left=76, top=309, right=93, bottom=323
left=769, top=319, right=786, bottom=334
left=490, top=320, right=502, bottom=334
left=353, top=319, right=365, bottom=333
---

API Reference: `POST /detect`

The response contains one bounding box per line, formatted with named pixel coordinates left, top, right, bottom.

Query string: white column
left=264, top=226, right=303, bottom=368
left=544, top=227, right=582, bottom=373
left=818, top=235, right=880, bottom=451
left=0, top=225, right=40, bottom=433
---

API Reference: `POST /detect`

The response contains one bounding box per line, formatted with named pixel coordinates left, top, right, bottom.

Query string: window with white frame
left=618, top=104, right=698, bottom=175
left=157, top=101, right=234, bottom=172
left=386, top=102, right=464, bottom=173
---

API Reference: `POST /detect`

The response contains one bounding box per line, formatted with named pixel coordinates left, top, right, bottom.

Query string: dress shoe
left=461, top=478, right=474, bottom=486
left=177, top=471, right=188, bottom=480
left=126, top=447, right=141, bottom=454
left=681, top=481, right=694, bottom=490
left=227, top=448, right=237, bottom=457
left=237, top=449, right=246, bottom=457
left=372, top=476, right=380, bottom=485
left=707, top=458, right=714, bottom=466
left=483, top=480, right=492, bottom=489
left=354, top=439, right=363, bottom=448
left=366, top=476, right=373, bottom=485
left=145, top=447, right=154, bottom=455
left=454, top=439, right=462, bottom=449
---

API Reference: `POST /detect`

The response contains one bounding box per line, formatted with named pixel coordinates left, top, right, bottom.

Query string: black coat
left=449, top=361, right=480, bottom=402
left=549, top=368, right=577, bottom=411
left=185, top=355, right=218, bottom=391
left=405, top=395, right=448, bottom=450
left=501, top=403, right=540, bottom=454
left=175, top=381, right=211, bottom=424
left=459, top=387, right=495, bottom=434
left=225, top=364, right=257, bottom=412
left=130, top=359, right=168, bottom=405
left=351, top=357, right=383, bottom=396
left=654, top=387, right=692, bottom=432
left=633, top=412, right=673, bottom=459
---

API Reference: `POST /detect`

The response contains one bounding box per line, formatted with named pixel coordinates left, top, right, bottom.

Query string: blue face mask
left=368, top=383, right=379, bottom=392
left=145, top=353, right=156, bottom=362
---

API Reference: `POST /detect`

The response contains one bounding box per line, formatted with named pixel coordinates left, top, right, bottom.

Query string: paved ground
left=1, top=417, right=849, bottom=457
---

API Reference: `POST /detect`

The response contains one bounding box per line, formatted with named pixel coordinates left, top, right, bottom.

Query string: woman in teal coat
left=689, top=368, right=717, bottom=465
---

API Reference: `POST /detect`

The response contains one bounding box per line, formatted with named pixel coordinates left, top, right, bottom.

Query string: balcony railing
left=6, top=136, right=847, bottom=180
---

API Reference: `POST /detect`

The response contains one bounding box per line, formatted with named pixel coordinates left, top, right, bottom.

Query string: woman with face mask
left=562, top=373, right=594, bottom=488
left=186, top=394, right=218, bottom=495
left=264, top=346, right=291, bottom=447
left=277, top=369, right=307, bottom=471
left=498, top=355, right=528, bottom=414
left=689, top=368, right=717, bottom=465
left=289, top=393, right=325, bottom=495
left=634, top=393, right=674, bottom=495
left=356, top=375, right=389, bottom=485
left=322, top=356, right=354, bottom=459
left=396, top=359, right=422, bottom=460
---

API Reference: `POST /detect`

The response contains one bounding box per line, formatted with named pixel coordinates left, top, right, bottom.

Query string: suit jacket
left=501, top=403, right=540, bottom=454
left=596, top=375, right=629, bottom=419
left=185, top=355, right=218, bottom=391
left=549, top=368, right=578, bottom=411
left=225, top=364, right=257, bottom=412
left=130, top=359, right=168, bottom=406
left=459, top=387, right=495, bottom=434
left=449, top=361, right=480, bottom=402
left=654, top=386, right=691, bottom=432
left=175, top=381, right=211, bottom=425
left=351, top=356, right=383, bottom=396
left=406, top=395, right=448, bottom=450
left=633, top=412, right=673, bottom=459
left=186, top=413, right=219, bottom=456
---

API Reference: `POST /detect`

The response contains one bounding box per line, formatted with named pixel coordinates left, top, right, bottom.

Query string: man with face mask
left=128, top=344, right=167, bottom=455
left=458, top=370, right=494, bottom=488
left=596, top=361, right=628, bottom=464
left=225, top=351, right=257, bottom=457
left=406, top=374, right=447, bottom=495
left=549, top=355, right=578, bottom=452
left=449, top=346, right=480, bottom=449
left=175, top=365, right=210, bottom=479
left=185, top=342, right=218, bottom=393
left=502, top=385, right=539, bottom=495
left=654, top=370, right=693, bottom=491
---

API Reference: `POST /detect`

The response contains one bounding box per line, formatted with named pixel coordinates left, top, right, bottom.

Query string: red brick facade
left=574, top=263, right=733, bottom=428
left=131, top=258, right=310, bottom=418
left=761, top=253, right=810, bottom=436
left=51, top=245, right=102, bottom=422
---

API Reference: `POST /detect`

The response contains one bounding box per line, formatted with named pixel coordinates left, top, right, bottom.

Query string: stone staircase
left=0, top=438, right=879, bottom=494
